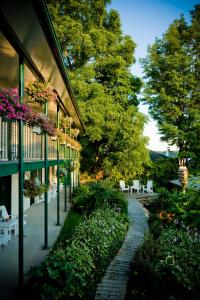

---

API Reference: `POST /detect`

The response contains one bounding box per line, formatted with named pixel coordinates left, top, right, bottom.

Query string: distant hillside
left=149, top=150, right=167, bottom=161
left=149, top=150, right=178, bottom=161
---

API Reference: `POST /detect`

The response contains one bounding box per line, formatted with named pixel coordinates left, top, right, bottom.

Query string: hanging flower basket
left=23, top=177, right=48, bottom=198
left=32, top=125, right=42, bottom=134
left=27, top=112, right=56, bottom=136
left=0, top=88, right=31, bottom=122
left=56, top=128, right=67, bottom=144
left=25, top=81, right=57, bottom=105
left=60, top=116, right=73, bottom=129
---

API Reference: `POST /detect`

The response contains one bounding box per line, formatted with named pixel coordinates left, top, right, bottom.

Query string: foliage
left=72, top=182, right=128, bottom=216
left=59, top=168, right=67, bottom=178
left=142, top=6, right=200, bottom=163
left=53, top=210, right=83, bottom=249
left=126, top=233, right=166, bottom=300
left=126, top=229, right=200, bottom=300
left=70, top=128, right=80, bottom=139
left=29, top=208, right=128, bottom=299
left=25, top=81, right=57, bottom=105
left=27, top=112, right=56, bottom=136
left=126, top=187, right=200, bottom=299
left=157, top=227, right=200, bottom=294
left=56, top=128, right=81, bottom=150
left=47, top=0, right=150, bottom=180
left=0, top=88, right=56, bottom=136
left=60, top=116, right=73, bottom=129
left=147, top=189, right=200, bottom=230
left=23, top=177, right=48, bottom=198
left=0, top=88, right=31, bottom=121
left=149, top=157, right=179, bottom=189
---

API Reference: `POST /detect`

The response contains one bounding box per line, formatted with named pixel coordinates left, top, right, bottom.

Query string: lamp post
left=178, top=158, right=188, bottom=194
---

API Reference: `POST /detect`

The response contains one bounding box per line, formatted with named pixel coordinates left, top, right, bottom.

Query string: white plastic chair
left=143, top=180, right=153, bottom=193
left=119, top=180, right=129, bottom=193
left=0, top=227, right=10, bottom=248
left=130, top=180, right=141, bottom=194
left=0, top=205, right=18, bottom=236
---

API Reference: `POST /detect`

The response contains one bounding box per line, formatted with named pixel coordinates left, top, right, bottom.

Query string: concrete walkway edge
left=95, top=196, right=148, bottom=300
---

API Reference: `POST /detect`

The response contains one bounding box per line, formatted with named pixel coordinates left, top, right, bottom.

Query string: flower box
left=32, top=125, right=42, bottom=134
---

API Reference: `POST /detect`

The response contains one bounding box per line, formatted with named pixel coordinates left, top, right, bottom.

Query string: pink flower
left=0, top=88, right=31, bottom=121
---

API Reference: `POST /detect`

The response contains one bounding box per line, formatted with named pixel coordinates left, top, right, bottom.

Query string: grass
left=53, top=209, right=83, bottom=249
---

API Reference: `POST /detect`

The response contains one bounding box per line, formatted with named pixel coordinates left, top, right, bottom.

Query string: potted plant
left=0, top=88, right=31, bottom=122
left=25, top=81, right=57, bottom=105
left=27, top=112, right=56, bottom=136
left=23, top=177, right=48, bottom=198
left=56, top=128, right=67, bottom=144
left=71, top=128, right=80, bottom=139
left=60, top=116, right=73, bottom=129
left=59, top=168, right=68, bottom=178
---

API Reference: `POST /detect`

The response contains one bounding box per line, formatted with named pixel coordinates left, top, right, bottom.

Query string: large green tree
left=142, top=5, right=200, bottom=163
left=48, top=0, right=150, bottom=181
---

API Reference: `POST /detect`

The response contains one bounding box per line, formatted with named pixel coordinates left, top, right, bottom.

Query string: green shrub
left=126, top=228, right=200, bottom=300
left=72, top=182, right=127, bottom=215
left=127, top=188, right=200, bottom=300
left=157, top=227, right=200, bottom=297
left=126, top=233, right=168, bottom=299
left=30, top=208, right=128, bottom=299
left=149, top=157, right=178, bottom=189
left=165, top=190, right=200, bottom=229
left=147, top=189, right=200, bottom=230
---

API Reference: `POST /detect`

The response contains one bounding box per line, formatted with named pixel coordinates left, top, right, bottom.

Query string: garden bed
left=126, top=189, right=200, bottom=300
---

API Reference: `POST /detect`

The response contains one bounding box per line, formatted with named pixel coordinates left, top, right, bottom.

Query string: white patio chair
left=143, top=180, right=153, bottom=193
left=0, top=227, right=10, bottom=248
left=119, top=180, right=129, bottom=193
left=0, top=205, right=18, bottom=236
left=130, top=180, right=141, bottom=194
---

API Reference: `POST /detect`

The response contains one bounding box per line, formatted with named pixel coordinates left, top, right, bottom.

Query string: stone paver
left=95, top=195, right=148, bottom=300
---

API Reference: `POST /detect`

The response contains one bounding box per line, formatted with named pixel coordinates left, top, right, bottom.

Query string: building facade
left=0, top=0, right=83, bottom=291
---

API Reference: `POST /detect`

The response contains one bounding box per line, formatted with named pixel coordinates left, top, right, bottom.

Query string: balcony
left=0, top=117, right=63, bottom=161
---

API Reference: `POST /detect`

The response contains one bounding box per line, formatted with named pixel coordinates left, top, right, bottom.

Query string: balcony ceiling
left=0, top=0, right=84, bottom=133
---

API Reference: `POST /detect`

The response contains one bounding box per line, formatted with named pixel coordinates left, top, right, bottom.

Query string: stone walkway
left=95, top=195, right=148, bottom=300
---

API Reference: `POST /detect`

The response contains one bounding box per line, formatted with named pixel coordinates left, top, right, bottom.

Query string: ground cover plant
left=126, top=188, right=200, bottom=300
left=72, top=182, right=128, bottom=215
left=27, top=182, right=128, bottom=299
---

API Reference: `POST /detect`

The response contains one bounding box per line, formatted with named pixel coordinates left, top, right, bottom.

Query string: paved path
left=95, top=195, right=148, bottom=300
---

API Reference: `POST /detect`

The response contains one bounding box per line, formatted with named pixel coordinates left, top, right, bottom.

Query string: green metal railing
left=0, top=119, right=58, bottom=161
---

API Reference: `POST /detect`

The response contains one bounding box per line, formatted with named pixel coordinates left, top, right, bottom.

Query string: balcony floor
left=0, top=189, right=70, bottom=300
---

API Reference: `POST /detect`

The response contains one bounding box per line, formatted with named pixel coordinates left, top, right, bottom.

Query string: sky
left=108, top=0, right=199, bottom=152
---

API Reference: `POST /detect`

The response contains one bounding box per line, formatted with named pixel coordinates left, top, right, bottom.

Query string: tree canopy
left=142, top=5, right=200, bottom=164
left=48, top=0, right=150, bottom=182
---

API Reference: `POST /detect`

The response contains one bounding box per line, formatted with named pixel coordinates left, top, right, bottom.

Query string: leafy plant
left=47, top=0, right=150, bottom=181
left=27, top=112, right=56, bottom=136
left=158, top=227, right=200, bottom=295
left=72, top=182, right=127, bottom=215
left=29, top=208, right=128, bottom=299
left=60, top=116, right=73, bottom=129
left=0, top=88, right=31, bottom=121
left=25, top=81, right=57, bottom=105
left=23, top=177, right=48, bottom=198
left=53, top=210, right=83, bottom=249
